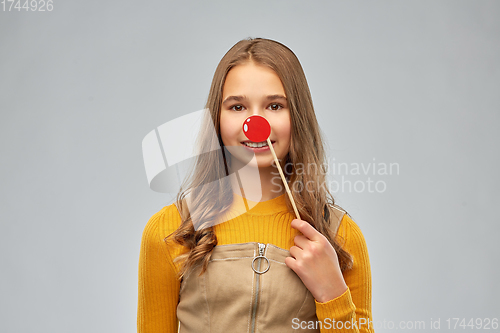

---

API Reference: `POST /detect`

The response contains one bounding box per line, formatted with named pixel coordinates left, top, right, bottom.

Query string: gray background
left=1, top=0, right=499, bottom=332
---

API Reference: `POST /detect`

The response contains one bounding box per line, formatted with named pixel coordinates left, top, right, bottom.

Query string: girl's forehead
left=222, top=64, right=285, bottom=99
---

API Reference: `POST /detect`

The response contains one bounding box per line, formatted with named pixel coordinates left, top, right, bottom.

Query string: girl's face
left=220, top=62, right=291, bottom=170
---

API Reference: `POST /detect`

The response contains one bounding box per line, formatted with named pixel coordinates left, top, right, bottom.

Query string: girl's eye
left=269, top=103, right=284, bottom=111
left=230, top=105, right=244, bottom=112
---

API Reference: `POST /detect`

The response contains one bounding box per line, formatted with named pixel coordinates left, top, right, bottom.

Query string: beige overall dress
left=174, top=201, right=346, bottom=333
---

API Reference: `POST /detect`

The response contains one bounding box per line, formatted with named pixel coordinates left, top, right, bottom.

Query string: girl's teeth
left=244, top=141, right=268, bottom=148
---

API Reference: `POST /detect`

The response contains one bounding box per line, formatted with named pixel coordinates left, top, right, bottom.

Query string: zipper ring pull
left=252, top=243, right=270, bottom=274
left=251, top=255, right=270, bottom=274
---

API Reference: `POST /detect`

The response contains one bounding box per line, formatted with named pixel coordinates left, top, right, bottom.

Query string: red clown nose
left=242, top=115, right=271, bottom=142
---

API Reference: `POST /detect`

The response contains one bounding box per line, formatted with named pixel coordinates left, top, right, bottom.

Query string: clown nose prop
left=242, top=115, right=301, bottom=220
left=243, top=115, right=271, bottom=142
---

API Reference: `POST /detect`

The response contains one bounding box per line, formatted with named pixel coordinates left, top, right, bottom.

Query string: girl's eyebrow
left=222, top=94, right=287, bottom=105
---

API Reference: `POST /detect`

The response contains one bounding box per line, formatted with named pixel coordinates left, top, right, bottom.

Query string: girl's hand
left=285, top=219, right=348, bottom=303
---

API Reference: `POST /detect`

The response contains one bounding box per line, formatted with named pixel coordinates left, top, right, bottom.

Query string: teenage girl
left=138, top=37, right=374, bottom=333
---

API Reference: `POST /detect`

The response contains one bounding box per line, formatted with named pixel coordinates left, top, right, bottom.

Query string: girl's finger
left=293, top=234, right=309, bottom=249
left=291, top=219, right=321, bottom=241
left=289, top=245, right=302, bottom=259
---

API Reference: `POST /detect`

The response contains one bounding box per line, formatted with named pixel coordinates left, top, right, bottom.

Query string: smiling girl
left=138, top=38, right=374, bottom=333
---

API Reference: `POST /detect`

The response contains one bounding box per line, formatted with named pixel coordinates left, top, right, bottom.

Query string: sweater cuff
left=315, top=287, right=356, bottom=322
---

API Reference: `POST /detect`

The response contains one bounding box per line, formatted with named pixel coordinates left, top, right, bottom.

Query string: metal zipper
left=250, top=242, right=269, bottom=333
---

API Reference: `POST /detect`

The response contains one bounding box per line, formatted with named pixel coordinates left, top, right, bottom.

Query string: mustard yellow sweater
left=137, top=192, right=374, bottom=333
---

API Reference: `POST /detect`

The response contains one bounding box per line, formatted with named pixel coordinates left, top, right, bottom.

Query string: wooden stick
left=267, top=137, right=301, bottom=220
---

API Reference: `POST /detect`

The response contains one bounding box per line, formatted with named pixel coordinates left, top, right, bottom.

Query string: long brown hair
left=166, top=37, right=353, bottom=279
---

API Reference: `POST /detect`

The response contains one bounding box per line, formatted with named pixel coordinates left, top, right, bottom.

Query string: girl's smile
left=241, top=139, right=276, bottom=151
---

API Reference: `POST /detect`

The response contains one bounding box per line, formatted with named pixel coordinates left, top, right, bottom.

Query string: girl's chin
left=232, top=157, right=276, bottom=170
left=226, top=148, right=286, bottom=170
left=249, top=162, right=275, bottom=169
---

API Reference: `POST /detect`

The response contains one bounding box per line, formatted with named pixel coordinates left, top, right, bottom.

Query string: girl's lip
left=241, top=140, right=275, bottom=144
left=240, top=141, right=275, bottom=152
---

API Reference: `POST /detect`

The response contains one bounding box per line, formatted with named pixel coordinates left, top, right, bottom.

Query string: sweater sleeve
left=137, top=206, right=182, bottom=333
left=314, top=214, right=375, bottom=333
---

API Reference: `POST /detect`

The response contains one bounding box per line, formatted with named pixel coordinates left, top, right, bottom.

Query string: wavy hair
left=166, top=37, right=353, bottom=279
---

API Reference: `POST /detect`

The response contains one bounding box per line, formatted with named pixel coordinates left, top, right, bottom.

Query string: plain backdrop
left=1, top=1, right=499, bottom=332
